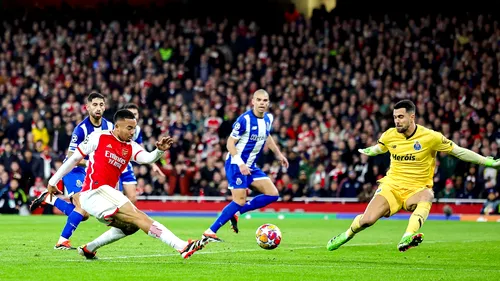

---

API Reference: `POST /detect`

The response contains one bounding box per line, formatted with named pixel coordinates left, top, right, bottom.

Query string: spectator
left=0, top=178, right=27, bottom=214
left=0, top=12, right=499, bottom=202
left=337, top=170, right=362, bottom=198
left=480, top=188, right=499, bottom=215
left=437, top=179, right=456, bottom=199
left=31, top=120, right=50, bottom=147
left=28, top=177, right=47, bottom=201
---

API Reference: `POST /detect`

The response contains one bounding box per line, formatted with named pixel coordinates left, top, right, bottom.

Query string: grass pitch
left=0, top=215, right=499, bottom=281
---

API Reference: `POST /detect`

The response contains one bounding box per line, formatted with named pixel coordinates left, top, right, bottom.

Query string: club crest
left=414, top=140, right=422, bottom=151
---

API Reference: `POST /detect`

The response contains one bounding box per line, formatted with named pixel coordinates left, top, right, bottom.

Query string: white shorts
left=80, top=185, right=130, bottom=225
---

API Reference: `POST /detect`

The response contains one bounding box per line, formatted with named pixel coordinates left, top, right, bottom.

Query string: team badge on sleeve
left=231, top=122, right=241, bottom=138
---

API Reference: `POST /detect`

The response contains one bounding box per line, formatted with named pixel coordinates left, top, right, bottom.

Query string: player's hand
left=151, top=164, right=165, bottom=177
left=491, top=159, right=500, bottom=169
left=47, top=184, right=62, bottom=202
left=239, top=164, right=251, bottom=175
left=156, top=136, right=174, bottom=151
left=358, top=148, right=377, bottom=157
left=277, top=154, right=289, bottom=168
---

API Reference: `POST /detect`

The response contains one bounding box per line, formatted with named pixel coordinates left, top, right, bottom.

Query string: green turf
left=0, top=215, right=499, bottom=281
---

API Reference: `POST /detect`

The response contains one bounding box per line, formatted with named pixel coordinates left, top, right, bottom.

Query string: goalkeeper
left=327, top=100, right=500, bottom=252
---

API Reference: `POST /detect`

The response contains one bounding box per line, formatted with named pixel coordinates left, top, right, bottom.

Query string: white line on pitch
left=64, top=239, right=499, bottom=262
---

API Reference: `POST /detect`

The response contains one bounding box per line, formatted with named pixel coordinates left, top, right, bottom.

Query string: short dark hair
left=123, top=103, right=139, bottom=111
left=87, top=91, right=105, bottom=103
left=113, top=109, right=136, bottom=123
left=394, top=100, right=416, bottom=114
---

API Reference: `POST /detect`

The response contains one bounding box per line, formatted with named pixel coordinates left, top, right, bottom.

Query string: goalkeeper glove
left=358, top=147, right=378, bottom=157
left=485, top=157, right=500, bottom=168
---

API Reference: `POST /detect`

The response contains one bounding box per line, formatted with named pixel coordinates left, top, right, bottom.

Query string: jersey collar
left=251, top=109, right=264, bottom=119
left=88, top=117, right=103, bottom=128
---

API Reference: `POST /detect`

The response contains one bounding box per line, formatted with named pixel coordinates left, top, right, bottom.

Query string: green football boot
left=397, top=233, right=424, bottom=252
left=326, top=232, right=352, bottom=251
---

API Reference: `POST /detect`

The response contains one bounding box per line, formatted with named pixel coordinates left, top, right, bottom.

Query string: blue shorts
left=225, top=161, right=269, bottom=189
left=62, top=169, right=86, bottom=196
left=118, top=163, right=137, bottom=192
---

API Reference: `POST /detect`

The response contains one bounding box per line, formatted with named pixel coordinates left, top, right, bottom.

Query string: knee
left=266, top=189, right=279, bottom=197
left=421, top=190, right=434, bottom=202
left=359, top=215, right=377, bottom=227
left=127, top=194, right=137, bottom=204
left=233, top=198, right=246, bottom=206
left=121, top=224, right=140, bottom=235
left=74, top=206, right=86, bottom=216
left=82, top=213, right=90, bottom=221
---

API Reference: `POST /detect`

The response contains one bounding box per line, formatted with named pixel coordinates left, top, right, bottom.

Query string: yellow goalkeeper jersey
left=376, top=125, right=454, bottom=189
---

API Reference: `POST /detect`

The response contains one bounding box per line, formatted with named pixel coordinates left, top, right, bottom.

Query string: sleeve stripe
left=134, top=150, right=143, bottom=161
left=378, top=140, right=385, bottom=146
left=77, top=147, right=87, bottom=157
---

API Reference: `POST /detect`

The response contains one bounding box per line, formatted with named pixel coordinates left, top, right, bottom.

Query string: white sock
left=204, top=228, right=215, bottom=235
left=45, top=194, right=57, bottom=205
left=87, top=227, right=126, bottom=252
left=148, top=221, right=187, bottom=251
left=403, top=232, right=412, bottom=237
left=57, top=236, right=68, bottom=244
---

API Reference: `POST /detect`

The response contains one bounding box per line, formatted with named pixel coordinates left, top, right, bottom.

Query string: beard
left=396, top=125, right=408, bottom=133
left=89, top=112, right=102, bottom=120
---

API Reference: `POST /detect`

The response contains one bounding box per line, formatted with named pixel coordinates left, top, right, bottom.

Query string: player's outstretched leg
left=78, top=222, right=139, bottom=259
left=114, top=201, right=208, bottom=259
left=239, top=194, right=280, bottom=214
left=398, top=189, right=433, bottom=252
left=29, top=190, right=76, bottom=216
left=227, top=179, right=279, bottom=234
left=203, top=189, right=246, bottom=240
left=327, top=195, right=390, bottom=251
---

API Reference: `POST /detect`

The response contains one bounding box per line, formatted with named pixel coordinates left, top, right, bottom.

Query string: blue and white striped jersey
left=66, top=117, right=114, bottom=172
left=226, top=110, right=273, bottom=168
left=133, top=125, right=143, bottom=145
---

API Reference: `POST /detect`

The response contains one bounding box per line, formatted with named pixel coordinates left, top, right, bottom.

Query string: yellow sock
left=404, top=202, right=431, bottom=235
left=346, top=215, right=365, bottom=238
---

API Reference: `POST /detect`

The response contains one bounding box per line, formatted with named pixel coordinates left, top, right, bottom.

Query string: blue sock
left=61, top=211, right=84, bottom=239
left=210, top=201, right=243, bottom=233
left=53, top=198, right=75, bottom=216
left=240, top=195, right=279, bottom=214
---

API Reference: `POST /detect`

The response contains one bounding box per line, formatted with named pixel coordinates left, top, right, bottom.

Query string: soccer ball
left=255, top=223, right=282, bottom=250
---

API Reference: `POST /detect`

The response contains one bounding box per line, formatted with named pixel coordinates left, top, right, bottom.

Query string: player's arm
left=267, top=135, right=289, bottom=168
left=135, top=133, right=165, bottom=176
left=358, top=132, right=389, bottom=156
left=449, top=145, right=499, bottom=168
left=227, top=117, right=247, bottom=166
left=67, top=127, right=87, bottom=167
left=435, top=132, right=500, bottom=168
left=132, top=136, right=172, bottom=165
left=227, top=135, right=250, bottom=176
left=47, top=133, right=99, bottom=198
left=226, top=136, right=242, bottom=164
left=48, top=152, right=84, bottom=187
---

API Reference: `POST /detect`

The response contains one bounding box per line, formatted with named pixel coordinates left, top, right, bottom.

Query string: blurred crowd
left=0, top=8, right=499, bottom=215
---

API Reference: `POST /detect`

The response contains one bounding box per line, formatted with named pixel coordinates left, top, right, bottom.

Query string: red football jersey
left=76, top=131, right=144, bottom=192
